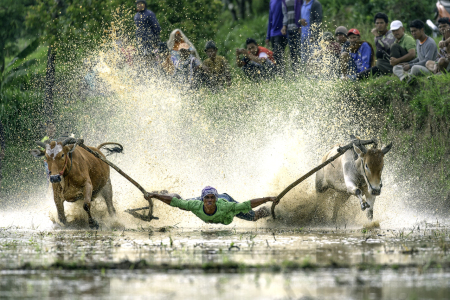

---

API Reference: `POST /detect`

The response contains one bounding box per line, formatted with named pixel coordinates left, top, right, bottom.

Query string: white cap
left=390, top=20, right=403, bottom=31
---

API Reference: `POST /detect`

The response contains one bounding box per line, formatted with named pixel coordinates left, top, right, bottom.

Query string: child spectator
left=201, top=41, right=232, bottom=90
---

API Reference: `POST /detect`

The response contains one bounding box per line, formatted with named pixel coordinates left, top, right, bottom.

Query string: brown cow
left=32, top=138, right=123, bottom=228
left=315, top=136, right=392, bottom=222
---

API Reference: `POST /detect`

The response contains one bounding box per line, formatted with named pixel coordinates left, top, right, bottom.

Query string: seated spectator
left=173, top=43, right=202, bottom=87
left=389, top=20, right=416, bottom=67
left=393, top=20, right=438, bottom=84
left=155, top=42, right=175, bottom=77
left=426, top=17, right=450, bottom=74
left=335, top=26, right=350, bottom=53
left=200, top=41, right=232, bottom=91
left=358, top=12, right=395, bottom=79
left=236, top=38, right=275, bottom=81
left=340, top=29, right=374, bottom=80
left=167, top=29, right=200, bottom=65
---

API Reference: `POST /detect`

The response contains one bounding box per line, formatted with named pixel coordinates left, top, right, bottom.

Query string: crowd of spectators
left=123, top=0, right=450, bottom=91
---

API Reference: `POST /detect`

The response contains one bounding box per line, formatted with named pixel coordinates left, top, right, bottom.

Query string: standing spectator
left=236, top=38, right=275, bottom=81
left=389, top=20, right=416, bottom=67
left=358, top=13, right=395, bottom=79
left=266, top=0, right=287, bottom=75
left=281, top=0, right=301, bottom=71
left=201, top=41, right=232, bottom=91
left=335, top=26, right=350, bottom=53
left=134, top=0, right=161, bottom=55
left=341, top=29, right=374, bottom=80
left=167, top=29, right=200, bottom=66
left=299, top=0, right=323, bottom=66
left=426, top=17, right=450, bottom=74
left=393, top=20, right=438, bottom=84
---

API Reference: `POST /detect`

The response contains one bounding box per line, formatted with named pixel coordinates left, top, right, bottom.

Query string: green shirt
left=396, top=34, right=416, bottom=52
left=170, top=197, right=252, bottom=225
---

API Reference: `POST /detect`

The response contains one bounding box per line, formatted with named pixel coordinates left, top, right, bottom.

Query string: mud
left=1, top=223, right=449, bottom=299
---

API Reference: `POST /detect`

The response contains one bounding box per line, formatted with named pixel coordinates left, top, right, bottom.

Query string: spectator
left=155, top=42, right=175, bottom=77
left=236, top=38, right=275, bottom=81
left=266, top=0, right=287, bottom=75
left=173, top=43, right=202, bottom=88
left=134, top=0, right=161, bottom=55
left=335, top=26, right=350, bottom=53
left=358, top=13, right=395, bottom=79
left=167, top=29, right=200, bottom=66
left=298, top=0, right=323, bottom=66
left=200, top=41, right=232, bottom=91
left=340, top=29, right=374, bottom=80
left=393, top=20, right=438, bottom=84
left=426, top=17, right=450, bottom=74
left=389, top=20, right=416, bottom=67
left=281, top=0, right=301, bottom=71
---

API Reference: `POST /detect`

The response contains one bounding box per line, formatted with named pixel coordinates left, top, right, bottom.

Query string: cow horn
left=36, top=141, right=48, bottom=148
left=381, top=142, right=393, bottom=154
left=61, top=137, right=78, bottom=146
left=355, top=142, right=367, bottom=154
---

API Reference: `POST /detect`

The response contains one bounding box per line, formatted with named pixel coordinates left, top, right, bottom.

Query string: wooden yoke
left=270, top=137, right=377, bottom=219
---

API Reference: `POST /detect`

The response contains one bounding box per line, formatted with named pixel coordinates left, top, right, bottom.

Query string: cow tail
left=97, top=143, right=124, bottom=156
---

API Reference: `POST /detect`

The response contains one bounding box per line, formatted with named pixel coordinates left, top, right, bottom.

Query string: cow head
left=37, top=138, right=75, bottom=183
left=353, top=142, right=393, bottom=196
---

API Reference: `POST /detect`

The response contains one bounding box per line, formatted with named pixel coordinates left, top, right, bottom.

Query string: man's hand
left=390, top=57, right=400, bottom=66
left=439, top=40, right=447, bottom=49
left=266, top=197, right=277, bottom=203
left=371, top=28, right=379, bottom=37
left=144, top=193, right=155, bottom=201
left=235, top=48, right=247, bottom=55
left=265, top=39, right=270, bottom=47
left=299, top=19, right=307, bottom=26
left=281, top=26, right=287, bottom=35
left=403, top=64, right=411, bottom=71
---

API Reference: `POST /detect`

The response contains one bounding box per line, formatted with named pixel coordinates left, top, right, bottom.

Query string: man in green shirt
left=389, top=20, right=416, bottom=67
left=145, top=186, right=276, bottom=225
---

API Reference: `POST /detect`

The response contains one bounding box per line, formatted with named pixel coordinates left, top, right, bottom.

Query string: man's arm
left=246, top=51, right=266, bottom=64
left=391, top=49, right=416, bottom=65
left=412, top=41, right=438, bottom=67
left=249, top=197, right=276, bottom=208
left=144, top=193, right=173, bottom=205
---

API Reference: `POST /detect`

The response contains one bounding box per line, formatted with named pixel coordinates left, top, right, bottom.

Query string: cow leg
left=362, top=187, right=375, bottom=220
left=83, top=181, right=99, bottom=229
left=100, top=179, right=116, bottom=217
left=355, top=189, right=370, bottom=211
left=53, top=184, right=67, bottom=225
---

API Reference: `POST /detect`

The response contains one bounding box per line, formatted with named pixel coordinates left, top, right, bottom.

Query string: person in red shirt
left=236, top=38, right=276, bottom=81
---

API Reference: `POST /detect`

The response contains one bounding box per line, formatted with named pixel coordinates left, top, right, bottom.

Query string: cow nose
left=371, top=189, right=381, bottom=196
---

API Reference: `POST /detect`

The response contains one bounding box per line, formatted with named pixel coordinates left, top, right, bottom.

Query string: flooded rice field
left=1, top=224, right=449, bottom=299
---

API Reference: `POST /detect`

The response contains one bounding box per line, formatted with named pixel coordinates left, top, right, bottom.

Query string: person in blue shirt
left=134, top=0, right=161, bottom=55
left=298, top=0, right=323, bottom=66
left=265, top=0, right=287, bottom=76
left=340, top=28, right=374, bottom=80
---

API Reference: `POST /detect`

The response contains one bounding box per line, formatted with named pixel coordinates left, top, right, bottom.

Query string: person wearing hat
left=134, top=0, right=161, bottom=55
left=173, top=43, right=202, bottom=87
left=393, top=20, right=437, bottom=84
left=200, top=41, right=232, bottom=90
left=335, top=26, right=350, bottom=53
left=341, top=29, right=374, bottom=80
left=389, top=20, right=416, bottom=67
left=144, top=186, right=275, bottom=225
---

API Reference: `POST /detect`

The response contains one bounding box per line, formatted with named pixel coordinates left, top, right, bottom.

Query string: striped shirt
left=282, top=0, right=297, bottom=31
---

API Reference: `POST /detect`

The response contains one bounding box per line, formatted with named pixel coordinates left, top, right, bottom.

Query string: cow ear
left=30, top=149, right=45, bottom=158
left=381, top=142, right=393, bottom=154
left=353, top=144, right=364, bottom=157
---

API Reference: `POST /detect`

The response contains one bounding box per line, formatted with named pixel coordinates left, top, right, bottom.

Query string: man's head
left=136, top=0, right=146, bottom=12
left=205, top=40, right=218, bottom=59
left=323, top=31, right=334, bottom=42
left=438, top=17, right=450, bottom=36
left=374, top=12, right=389, bottom=33
left=347, top=29, right=361, bottom=44
left=390, top=20, right=405, bottom=40
left=335, top=26, right=348, bottom=44
left=246, top=38, right=259, bottom=56
left=201, top=186, right=218, bottom=210
left=409, top=19, right=425, bottom=40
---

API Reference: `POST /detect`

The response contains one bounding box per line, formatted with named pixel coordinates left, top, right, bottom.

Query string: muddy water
left=1, top=225, right=449, bottom=299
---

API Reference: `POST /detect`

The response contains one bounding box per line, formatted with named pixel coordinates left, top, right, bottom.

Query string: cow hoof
left=89, top=219, right=99, bottom=230
left=361, top=202, right=370, bottom=211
